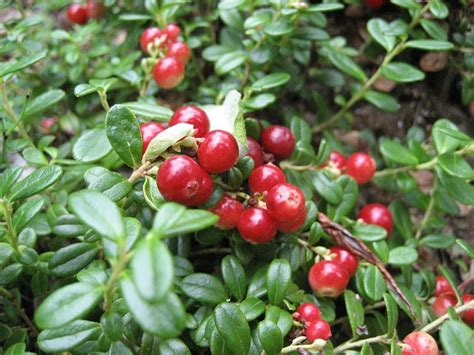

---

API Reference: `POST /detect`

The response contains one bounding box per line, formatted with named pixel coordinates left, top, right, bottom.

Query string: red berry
left=345, top=152, right=376, bottom=184
left=402, top=332, right=439, bottom=355
left=266, top=183, right=305, bottom=222
left=209, top=195, right=244, bottom=230
left=434, top=276, right=455, bottom=297
left=140, top=122, right=165, bottom=153
left=167, top=41, right=191, bottom=64
left=140, top=27, right=164, bottom=53
left=326, top=151, right=346, bottom=170
left=67, top=4, right=88, bottom=24
left=329, top=246, right=359, bottom=277
left=357, top=203, right=393, bottom=236
left=432, top=293, right=457, bottom=317
left=40, top=117, right=58, bottom=132
left=248, top=164, right=286, bottom=194
left=157, top=156, right=212, bottom=206
left=305, top=319, right=332, bottom=342
left=169, top=106, right=210, bottom=138
left=260, top=125, right=295, bottom=160
left=153, top=57, right=185, bottom=89
left=86, top=1, right=105, bottom=19
left=461, top=294, right=474, bottom=326
left=164, top=23, right=181, bottom=41
left=237, top=207, right=277, bottom=244
left=293, top=303, right=321, bottom=324
left=198, top=130, right=239, bottom=173
left=276, top=205, right=306, bottom=233
left=364, top=0, right=386, bottom=10
left=246, top=137, right=265, bottom=168
left=308, top=260, right=349, bottom=298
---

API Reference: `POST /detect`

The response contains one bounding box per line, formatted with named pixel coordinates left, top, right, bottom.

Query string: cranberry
left=461, top=294, right=474, bottom=326
left=266, top=183, right=305, bottom=222
left=248, top=164, right=286, bottom=194
left=434, top=276, right=455, bottom=297
left=169, top=106, right=210, bottom=138
left=402, top=332, right=439, bottom=355
left=357, top=203, right=393, bottom=235
left=86, top=1, right=105, bottom=19
left=293, top=303, right=321, bottom=324
left=153, top=57, right=185, bottom=89
left=209, top=195, right=244, bottom=230
left=164, top=24, right=181, bottom=41
left=345, top=152, right=376, bottom=184
left=140, top=27, right=163, bottom=53
left=329, top=246, right=359, bottom=277
left=198, top=130, right=239, bottom=173
left=140, top=122, right=165, bottom=153
left=364, top=0, right=386, bottom=10
left=237, top=208, right=277, bottom=244
left=167, top=42, right=191, bottom=64
left=67, top=4, right=88, bottom=24
left=432, top=293, right=457, bottom=317
left=276, top=205, right=306, bottom=233
left=260, top=125, right=295, bottom=160
left=157, top=156, right=212, bottom=206
left=308, top=260, right=349, bottom=298
left=40, top=117, right=58, bottom=132
left=325, top=151, right=346, bottom=170
left=305, top=319, right=332, bottom=342
left=246, top=137, right=264, bottom=168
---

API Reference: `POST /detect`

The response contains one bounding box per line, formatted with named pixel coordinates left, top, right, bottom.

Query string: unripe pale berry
left=329, top=246, right=359, bottom=277
left=140, top=122, right=165, bottom=153
left=260, top=125, right=295, bottom=160
left=346, top=152, right=376, bottom=184
left=169, top=106, right=210, bottom=138
left=248, top=164, right=286, bottom=194
left=237, top=207, right=277, bottom=244
left=209, top=195, right=244, bottom=230
left=305, top=319, right=332, bottom=342
left=402, top=331, right=439, bottom=355
left=153, top=57, right=185, bottom=89
left=198, top=130, right=239, bottom=173
left=358, top=203, right=393, bottom=236
left=308, top=260, right=349, bottom=298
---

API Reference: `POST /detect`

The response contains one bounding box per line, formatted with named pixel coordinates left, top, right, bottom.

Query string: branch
left=420, top=300, right=474, bottom=333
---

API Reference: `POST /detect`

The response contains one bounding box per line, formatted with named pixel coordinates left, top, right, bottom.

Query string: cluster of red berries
left=67, top=1, right=105, bottom=25
left=140, top=24, right=191, bottom=89
left=293, top=303, right=332, bottom=342
left=308, top=247, right=359, bottom=298
left=325, top=150, right=376, bottom=184
left=431, top=276, right=473, bottom=326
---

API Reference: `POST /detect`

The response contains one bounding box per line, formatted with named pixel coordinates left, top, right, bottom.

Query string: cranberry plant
left=0, top=0, right=473, bottom=354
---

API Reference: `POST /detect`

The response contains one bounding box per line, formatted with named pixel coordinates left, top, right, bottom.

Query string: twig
left=333, top=334, right=391, bottom=353
left=420, top=300, right=474, bottom=333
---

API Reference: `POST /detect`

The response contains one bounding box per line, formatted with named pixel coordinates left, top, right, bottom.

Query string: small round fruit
left=260, top=125, right=295, bottom=160
left=246, top=137, right=265, bottom=168
left=183, top=170, right=213, bottom=206
left=461, top=294, right=474, bottom=326
left=293, top=303, right=321, bottom=324
left=248, top=164, right=286, bottom=194
left=305, top=319, right=332, bottom=342
left=40, top=117, right=58, bottom=133
left=346, top=152, right=376, bottom=184
left=237, top=207, right=277, bottom=244
left=326, top=151, right=346, bottom=170
left=198, top=130, right=239, bottom=173
left=357, top=203, right=393, bottom=235
left=153, top=57, right=185, bottom=89
left=169, top=106, right=210, bottom=138
left=209, top=195, right=244, bottom=230
left=86, top=1, right=105, bottom=19
left=140, top=27, right=163, bottom=53
left=432, top=293, right=457, bottom=317
left=402, top=332, right=439, bottom=355
left=364, top=0, right=386, bottom=10
left=140, top=122, right=165, bottom=153
left=434, top=276, right=455, bottom=297
left=329, top=246, right=359, bottom=277
left=164, top=23, right=181, bottom=41
left=167, top=41, right=191, bottom=64
left=266, top=183, right=305, bottom=222
left=67, top=4, right=88, bottom=24
left=276, top=205, right=306, bottom=233
left=308, top=260, right=349, bottom=298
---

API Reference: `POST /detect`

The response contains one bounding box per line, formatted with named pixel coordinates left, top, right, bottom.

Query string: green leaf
left=257, top=320, right=283, bottom=355
left=405, top=39, right=454, bottom=50
left=440, top=320, right=474, bottom=355
left=182, top=273, right=228, bottom=305
left=266, top=259, right=291, bottom=306
left=84, top=167, right=132, bottom=202
left=438, top=153, right=474, bottom=179
left=389, top=199, right=413, bottom=240
left=429, top=0, right=449, bottom=19
left=289, top=116, right=311, bottom=145
left=382, top=62, right=425, bottom=83
left=105, top=105, right=143, bottom=168
left=49, top=243, right=99, bottom=277
left=215, top=51, right=247, bottom=75
left=388, top=246, right=418, bottom=265
left=34, top=282, right=104, bottom=329
left=265, top=19, right=294, bottom=36
left=420, top=233, right=455, bottom=249
left=344, top=290, right=364, bottom=338
left=327, top=51, right=367, bottom=82
left=101, top=312, right=123, bottom=342
left=364, top=91, right=400, bottom=112
left=221, top=256, right=246, bottom=301
left=420, top=19, right=448, bottom=40
left=72, top=129, right=112, bottom=163
left=437, top=168, right=474, bottom=205
left=367, top=19, right=396, bottom=51
left=37, top=320, right=101, bottom=353
left=390, top=0, right=421, bottom=10
left=380, top=139, right=419, bottom=165
left=9, top=165, right=62, bottom=202
left=12, top=198, right=44, bottom=233
left=306, top=170, right=342, bottom=205
left=239, top=298, right=265, bottom=322
left=264, top=306, right=294, bottom=337
left=352, top=223, right=387, bottom=242
left=383, top=293, right=398, bottom=338
left=214, top=303, right=251, bottom=355
left=0, top=167, right=23, bottom=197
left=142, top=123, right=194, bottom=162
left=242, top=93, right=275, bottom=110
left=122, top=101, right=173, bottom=121
left=158, top=338, right=191, bottom=355
left=68, top=190, right=125, bottom=242
left=363, top=265, right=386, bottom=301
left=74, top=84, right=97, bottom=97
left=250, top=73, right=290, bottom=91
left=333, top=175, right=358, bottom=221
left=24, top=90, right=65, bottom=118
left=456, top=239, right=474, bottom=258
left=0, top=50, right=47, bottom=77
left=0, top=243, right=14, bottom=266
left=432, top=119, right=465, bottom=154
left=143, top=176, right=165, bottom=210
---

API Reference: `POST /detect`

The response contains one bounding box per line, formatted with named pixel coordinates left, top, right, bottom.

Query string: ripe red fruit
left=164, top=23, right=181, bottom=41
left=329, top=246, right=359, bottom=277
left=209, top=195, right=244, bottom=230
left=260, top=125, right=295, bottom=160
left=237, top=207, right=277, bottom=244
left=293, top=303, right=321, bottom=324
left=276, top=205, right=306, bottom=233
left=432, top=293, right=457, bottom=317
left=461, top=294, right=474, bottom=326
left=40, top=117, right=58, bottom=132
left=305, top=319, right=332, bottom=342
left=198, top=130, right=239, bottom=173
left=153, top=57, right=185, bottom=89
left=167, top=42, right=191, bottom=64
left=345, top=152, right=376, bottom=184
left=169, top=106, right=210, bottom=138
left=357, top=203, right=393, bottom=236
left=140, top=27, right=163, bottom=53
left=308, top=260, right=349, bottom=298
left=140, top=122, right=165, bottom=153
left=326, top=151, right=346, bottom=170
left=402, top=331, right=439, bottom=355
left=266, top=183, right=305, bottom=222
left=86, top=1, right=105, bottom=19
left=67, top=4, right=88, bottom=25
left=364, top=0, right=386, bottom=10
left=434, top=276, right=455, bottom=297
left=248, top=164, right=286, bottom=194
left=157, top=156, right=212, bottom=206
left=246, top=137, right=265, bottom=168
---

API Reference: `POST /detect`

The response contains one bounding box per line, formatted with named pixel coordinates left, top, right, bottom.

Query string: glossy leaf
left=266, top=259, right=291, bottom=306
left=9, top=165, right=62, bottom=202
